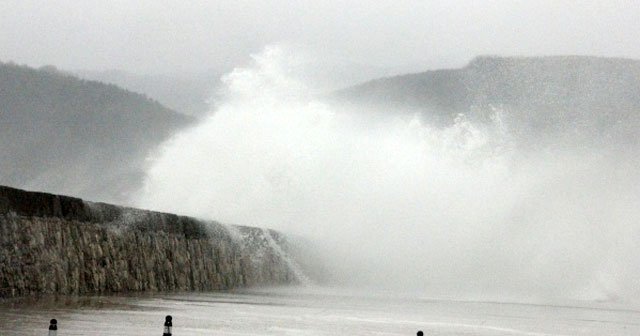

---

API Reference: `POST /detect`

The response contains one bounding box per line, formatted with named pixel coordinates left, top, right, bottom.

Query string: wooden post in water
left=48, top=319, right=57, bottom=336
left=163, top=315, right=172, bottom=336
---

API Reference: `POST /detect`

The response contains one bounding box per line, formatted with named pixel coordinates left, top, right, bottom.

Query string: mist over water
left=136, top=47, right=640, bottom=303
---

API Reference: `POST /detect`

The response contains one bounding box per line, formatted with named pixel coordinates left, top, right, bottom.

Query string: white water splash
left=136, top=46, right=640, bottom=302
left=261, top=228, right=312, bottom=286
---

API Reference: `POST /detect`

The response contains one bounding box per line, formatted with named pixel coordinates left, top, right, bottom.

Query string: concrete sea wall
left=0, top=186, right=302, bottom=298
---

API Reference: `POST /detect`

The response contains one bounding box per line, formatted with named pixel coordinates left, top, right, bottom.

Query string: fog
left=135, top=46, right=640, bottom=302
left=2, top=1, right=640, bottom=76
left=3, top=0, right=639, bottom=305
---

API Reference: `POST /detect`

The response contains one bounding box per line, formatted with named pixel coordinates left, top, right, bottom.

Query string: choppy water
left=1, top=287, right=639, bottom=335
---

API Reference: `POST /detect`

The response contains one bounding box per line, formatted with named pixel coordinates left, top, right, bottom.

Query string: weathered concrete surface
left=0, top=186, right=300, bottom=298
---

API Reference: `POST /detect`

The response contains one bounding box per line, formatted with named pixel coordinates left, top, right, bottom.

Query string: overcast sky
left=1, top=0, right=639, bottom=75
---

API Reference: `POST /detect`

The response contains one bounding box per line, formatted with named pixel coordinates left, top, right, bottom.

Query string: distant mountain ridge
left=335, top=56, right=640, bottom=145
left=0, top=61, right=194, bottom=203
left=75, top=69, right=221, bottom=117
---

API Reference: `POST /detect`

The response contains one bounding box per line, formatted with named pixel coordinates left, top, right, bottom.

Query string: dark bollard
left=163, top=315, right=172, bottom=336
left=417, top=331, right=423, bottom=336
left=48, top=319, right=57, bottom=336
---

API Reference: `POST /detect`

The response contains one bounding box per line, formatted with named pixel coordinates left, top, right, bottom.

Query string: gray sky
left=1, top=0, right=639, bottom=74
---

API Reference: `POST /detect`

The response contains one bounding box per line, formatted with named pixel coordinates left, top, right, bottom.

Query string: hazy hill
left=0, top=62, right=194, bottom=203
left=335, top=56, right=640, bottom=146
left=75, top=69, right=221, bottom=117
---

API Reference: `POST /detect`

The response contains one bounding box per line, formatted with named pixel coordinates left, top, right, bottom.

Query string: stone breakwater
left=0, top=186, right=302, bottom=298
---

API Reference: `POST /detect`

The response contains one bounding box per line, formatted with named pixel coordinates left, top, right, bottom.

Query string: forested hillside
left=0, top=62, right=193, bottom=203
left=76, top=69, right=221, bottom=117
left=336, top=56, right=640, bottom=146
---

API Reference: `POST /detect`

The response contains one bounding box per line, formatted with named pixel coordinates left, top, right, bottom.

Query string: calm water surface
left=1, top=287, right=639, bottom=335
